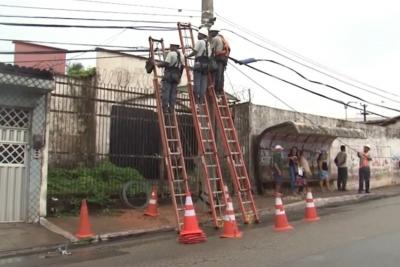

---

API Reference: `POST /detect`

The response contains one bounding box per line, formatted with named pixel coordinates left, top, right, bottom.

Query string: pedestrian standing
left=298, top=150, right=312, bottom=194
left=317, top=150, right=331, bottom=192
left=157, top=44, right=183, bottom=113
left=186, top=28, right=210, bottom=104
left=271, top=144, right=284, bottom=194
left=287, top=146, right=299, bottom=194
left=209, top=25, right=230, bottom=96
left=358, top=144, right=372, bottom=193
left=334, top=145, right=348, bottom=191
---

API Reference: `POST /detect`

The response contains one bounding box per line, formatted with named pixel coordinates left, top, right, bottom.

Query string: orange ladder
left=177, top=22, right=228, bottom=228
left=148, top=37, right=191, bottom=230
left=208, top=79, right=260, bottom=224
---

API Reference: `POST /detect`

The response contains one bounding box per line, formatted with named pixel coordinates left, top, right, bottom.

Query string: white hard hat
left=209, top=24, right=220, bottom=32
left=364, top=144, right=371, bottom=149
left=198, top=27, right=208, bottom=37
left=274, top=145, right=284, bottom=150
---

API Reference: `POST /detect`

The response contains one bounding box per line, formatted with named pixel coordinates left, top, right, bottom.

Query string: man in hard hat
left=357, top=144, right=372, bottom=193
left=157, top=43, right=184, bottom=113
left=272, top=144, right=284, bottom=194
left=209, top=25, right=230, bottom=97
left=186, top=27, right=210, bottom=104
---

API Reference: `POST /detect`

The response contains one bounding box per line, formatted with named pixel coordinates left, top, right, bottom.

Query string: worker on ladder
left=186, top=27, right=211, bottom=104
left=157, top=43, right=184, bottom=113
left=209, top=25, right=231, bottom=97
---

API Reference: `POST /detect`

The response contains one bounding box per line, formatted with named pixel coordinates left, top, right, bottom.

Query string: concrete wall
left=233, top=102, right=400, bottom=191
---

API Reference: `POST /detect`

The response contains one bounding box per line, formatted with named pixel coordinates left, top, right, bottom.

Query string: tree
left=67, top=63, right=96, bottom=78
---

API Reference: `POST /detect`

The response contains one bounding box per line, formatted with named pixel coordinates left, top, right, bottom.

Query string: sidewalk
left=0, top=223, right=66, bottom=258
left=2, top=184, right=400, bottom=258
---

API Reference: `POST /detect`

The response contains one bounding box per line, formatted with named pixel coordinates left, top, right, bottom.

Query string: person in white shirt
left=157, top=44, right=183, bottom=113
left=186, top=27, right=210, bottom=104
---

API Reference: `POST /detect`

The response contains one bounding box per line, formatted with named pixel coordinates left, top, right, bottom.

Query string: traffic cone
left=76, top=199, right=95, bottom=239
left=220, top=197, right=242, bottom=238
left=178, top=192, right=207, bottom=244
left=144, top=186, right=159, bottom=217
left=304, top=189, right=320, bottom=222
left=274, top=194, right=293, bottom=232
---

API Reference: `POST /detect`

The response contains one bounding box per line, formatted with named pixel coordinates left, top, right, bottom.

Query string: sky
left=1, top=0, right=400, bottom=120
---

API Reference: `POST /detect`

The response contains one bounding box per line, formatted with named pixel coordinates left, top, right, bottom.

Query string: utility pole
left=201, top=0, right=214, bottom=28
left=361, top=104, right=368, bottom=122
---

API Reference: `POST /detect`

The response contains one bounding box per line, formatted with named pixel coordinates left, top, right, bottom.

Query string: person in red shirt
left=358, top=145, right=372, bottom=193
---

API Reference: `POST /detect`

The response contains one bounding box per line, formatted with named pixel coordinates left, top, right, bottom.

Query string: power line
left=228, top=57, right=388, bottom=118
left=0, top=14, right=178, bottom=24
left=0, top=38, right=141, bottom=49
left=0, top=48, right=149, bottom=55
left=229, top=61, right=373, bottom=155
left=235, top=58, right=400, bottom=113
left=218, top=17, right=400, bottom=102
left=0, top=4, right=200, bottom=18
left=70, top=0, right=200, bottom=12
left=0, top=22, right=177, bottom=30
left=1, top=54, right=140, bottom=64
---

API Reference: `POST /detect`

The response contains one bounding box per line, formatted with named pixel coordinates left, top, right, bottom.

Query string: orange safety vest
left=359, top=152, right=370, bottom=168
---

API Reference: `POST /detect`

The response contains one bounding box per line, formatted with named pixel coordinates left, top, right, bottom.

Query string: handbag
left=145, top=49, right=155, bottom=74
left=208, top=56, right=218, bottom=72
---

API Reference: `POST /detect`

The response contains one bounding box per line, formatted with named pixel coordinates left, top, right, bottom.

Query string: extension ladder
left=148, top=37, right=191, bottom=230
left=177, top=22, right=228, bottom=228
left=208, top=78, right=260, bottom=224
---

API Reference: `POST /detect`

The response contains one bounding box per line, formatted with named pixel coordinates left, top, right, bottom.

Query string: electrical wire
left=0, top=22, right=177, bottom=30
left=0, top=4, right=200, bottom=18
left=1, top=55, right=135, bottom=64
left=0, top=48, right=149, bottom=55
left=0, top=14, right=179, bottom=24
left=217, top=13, right=400, bottom=100
left=228, top=61, right=386, bottom=154
left=228, top=58, right=388, bottom=119
left=234, top=58, right=400, bottom=113
left=1, top=38, right=142, bottom=49
left=219, top=22, right=400, bottom=103
left=70, top=0, right=200, bottom=12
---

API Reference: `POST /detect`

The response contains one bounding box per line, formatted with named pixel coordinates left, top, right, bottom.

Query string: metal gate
left=0, top=106, right=30, bottom=222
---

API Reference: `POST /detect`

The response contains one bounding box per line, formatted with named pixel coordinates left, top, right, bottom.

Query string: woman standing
left=297, top=150, right=312, bottom=194
left=317, top=151, right=331, bottom=192
left=288, top=146, right=299, bottom=194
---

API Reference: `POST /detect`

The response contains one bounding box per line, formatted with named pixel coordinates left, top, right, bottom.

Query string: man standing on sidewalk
left=335, top=145, right=348, bottom=191
left=271, top=144, right=284, bottom=194
left=358, top=144, right=372, bottom=193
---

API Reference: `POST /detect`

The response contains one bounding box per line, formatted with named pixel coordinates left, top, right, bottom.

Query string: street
left=2, top=195, right=400, bottom=267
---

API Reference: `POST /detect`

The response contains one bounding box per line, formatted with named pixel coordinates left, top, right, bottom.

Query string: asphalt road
left=3, top=195, right=400, bottom=267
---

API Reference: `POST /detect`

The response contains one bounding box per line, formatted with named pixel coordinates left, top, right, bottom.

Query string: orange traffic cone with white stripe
left=304, top=189, right=320, bottom=222
left=179, top=192, right=207, bottom=244
left=274, top=193, right=293, bottom=232
left=220, top=197, right=242, bottom=238
left=144, top=186, right=159, bottom=217
left=76, top=199, right=95, bottom=239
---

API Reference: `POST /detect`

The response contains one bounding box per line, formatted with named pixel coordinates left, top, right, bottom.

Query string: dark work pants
left=359, top=167, right=370, bottom=192
left=214, top=61, right=225, bottom=94
left=337, top=167, right=348, bottom=190
left=161, top=80, right=178, bottom=112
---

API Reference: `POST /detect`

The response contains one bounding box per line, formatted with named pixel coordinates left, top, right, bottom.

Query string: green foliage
left=67, top=62, right=96, bottom=78
left=48, top=161, right=146, bottom=211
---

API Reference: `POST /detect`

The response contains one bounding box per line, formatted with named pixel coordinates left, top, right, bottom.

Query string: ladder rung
left=234, top=163, right=243, bottom=167
left=175, top=193, right=186, bottom=197
left=238, top=176, right=247, bottom=180
left=218, top=105, right=228, bottom=108
left=165, top=126, right=177, bottom=129
left=177, top=208, right=185, bottom=211
left=231, top=152, right=240, bottom=155
left=173, top=179, right=185, bottom=183
left=204, top=151, right=214, bottom=155
left=214, top=204, right=225, bottom=208
left=227, top=140, right=236, bottom=143
left=202, top=139, right=213, bottom=142
left=242, top=201, right=252, bottom=204
left=206, top=164, right=217, bottom=168
left=213, top=191, right=223, bottom=194
left=170, top=152, right=181, bottom=155
left=209, top=177, right=221, bottom=181
left=200, top=127, right=210, bottom=130
left=198, top=115, right=207, bottom=118
left=167, top=139, right=179, bottom=142
left=225, top=128, right=233, bottom=131
left=221, top=116, right=230, bottom=119
left=172, top=165, right=183, bottom=169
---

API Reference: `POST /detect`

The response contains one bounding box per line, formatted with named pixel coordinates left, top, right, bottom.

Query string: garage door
left=0, top=107, right=30, bottom=222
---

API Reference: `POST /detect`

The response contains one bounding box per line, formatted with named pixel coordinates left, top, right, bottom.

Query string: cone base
left=144, top=212, right=159, bottom=217
left=274, top=225, right=293, bottom=232
left=178, top=232, right=207, bottom=244
left=220, top=231, right=242, bottom=238
left=76, top=232, right=95, bottom=239
left=304, top=217, right=320, bottom=222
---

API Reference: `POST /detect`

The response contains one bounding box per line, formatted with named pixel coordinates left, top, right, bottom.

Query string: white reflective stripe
left=275, top=197, right=283, bottom=205
left=185, top=209, right=196, bottom=217
left=306, top=202, right=315, bottom=208
left=185, top=196, right=193, bottom=205
left=228, top=214, right=236, bottom=221
left=227, top=202, right=234, bottom=211
left=275, top=209, right=285, bottom=215
left=306, top=192, right=313, bottom=199
left=149, top=199, right=157, bottom=205
left=223, top=185, right=228, bottom=192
